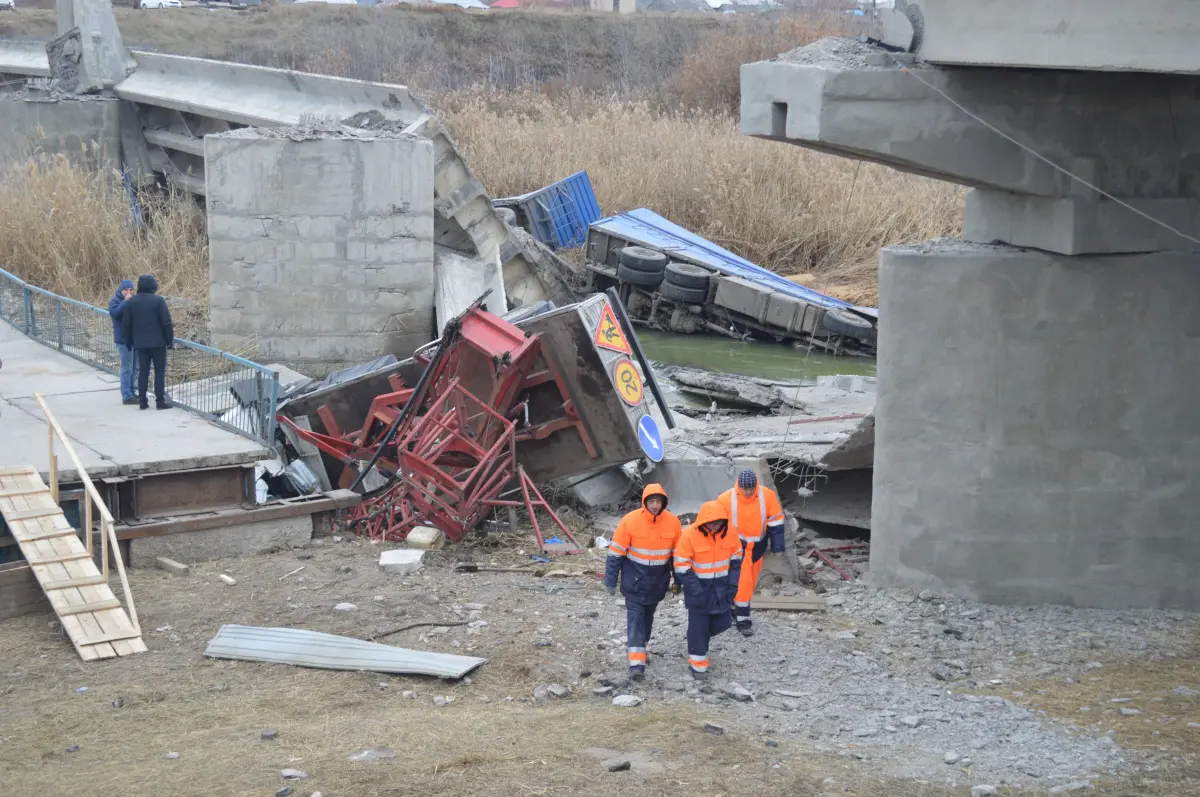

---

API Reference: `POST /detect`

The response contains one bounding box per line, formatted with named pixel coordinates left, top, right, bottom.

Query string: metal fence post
left=267, top=371, right=280, bottom=443
left=56, top=298, right=64, bottom=350
left=23, top=286, right=32, bottom=336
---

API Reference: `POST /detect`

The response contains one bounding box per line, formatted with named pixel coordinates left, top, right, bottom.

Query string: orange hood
left=642, top=483, right=668, bottom=508
left=694, top=500, right=729, bottom=531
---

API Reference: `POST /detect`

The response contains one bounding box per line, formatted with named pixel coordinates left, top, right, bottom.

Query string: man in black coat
left=120, top=274, right=175, bottom=410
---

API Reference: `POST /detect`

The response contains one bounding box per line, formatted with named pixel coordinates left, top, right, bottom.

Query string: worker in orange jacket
left=673, top=500, right=743, bottom=680
left=718, top=468, right=785, bottom=637
left=604, top=483, right=683, bottom=680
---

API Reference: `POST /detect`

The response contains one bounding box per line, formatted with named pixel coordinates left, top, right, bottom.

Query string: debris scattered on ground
left=262, top=729, right=279, bottom=740
left=203, top=625, right=487, bottom=678
left=612, top=695, right=643, bottom=708
left=379, top=549, right=425, bottom=574
left=604, top=758, right=632, bottom=772
left=218, top=574, right=236, bottom=586
left=156, top=556, right=190, bottom=576
left=348, top=746, right=396, bottom=762
left=333, top=602, right=358, bottom=612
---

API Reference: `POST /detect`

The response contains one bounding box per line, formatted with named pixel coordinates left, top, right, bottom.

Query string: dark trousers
left=625, top=600, right=659, bottom=668
left=686, top=609, right=732, bottom=673
left=137, top=346, right=167, bottom=406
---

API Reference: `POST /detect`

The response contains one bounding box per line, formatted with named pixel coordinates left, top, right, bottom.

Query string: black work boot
left=737, top=621, right=755, bottom=638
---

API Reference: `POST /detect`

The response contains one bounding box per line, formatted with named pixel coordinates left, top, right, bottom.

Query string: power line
left=892, top=59, right=1200, bottom=248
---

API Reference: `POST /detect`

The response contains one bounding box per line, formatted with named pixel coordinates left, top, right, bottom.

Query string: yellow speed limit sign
left=612, top=358, right=644, bottom=406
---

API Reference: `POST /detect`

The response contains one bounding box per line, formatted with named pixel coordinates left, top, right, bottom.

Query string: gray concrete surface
left=56, top=0, right=132, bottom=91
left=739, top=44, right=1200, bottom=206
left=0, top=40, right=52, bottom=77
left=963, top=190, right=1200, bottom=255
left=0, top=96, right=119, bottom=170
left=205, top=128, right=436, bottom=375
left=0, top=323, right=266, bottom=482
left=871, top=241, right=1200, bottom=610
left=889, top=0, right=1200, bottom=74
left=131, top=515, right=312, bottom=566
left=116, top=51, right=424, bottom=127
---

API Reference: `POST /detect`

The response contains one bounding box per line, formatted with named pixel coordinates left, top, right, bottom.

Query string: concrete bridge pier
left=740, top=25, right=1200, bottom=609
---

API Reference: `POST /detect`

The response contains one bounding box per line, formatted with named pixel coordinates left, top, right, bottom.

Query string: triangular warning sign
left=594, top=303, right=632, bottom=355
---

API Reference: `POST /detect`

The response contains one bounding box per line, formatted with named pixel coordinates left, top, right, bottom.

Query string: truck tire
left=617, top=262, right=664, bottom=289
left=659, top=280, right=709, bottom=305
left=663, top=261, right=712, bottom=290
left=821, top=308, right=875, bottom=340
left=618, top=246, right=668, bottom=274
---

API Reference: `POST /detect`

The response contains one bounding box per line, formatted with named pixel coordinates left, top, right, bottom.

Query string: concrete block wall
left=0, top=96, right=120, bottom=170
left=205, top=130, right=436, bottom=376
left=871, top=241, right=1200, bottom=610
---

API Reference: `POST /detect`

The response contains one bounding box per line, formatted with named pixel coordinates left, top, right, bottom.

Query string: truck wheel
left=617, top=262, right=665, bottom=288
left=618, top=246, right=668, bottom=274
left=659, top=280, right=709, bottom=304
left=664, top=261, right=712, bottom=290
left=821, top=308, right=876, bottom=341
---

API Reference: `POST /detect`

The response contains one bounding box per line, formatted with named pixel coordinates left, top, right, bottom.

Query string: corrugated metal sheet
left=589, top=209, right=859, bottom=311
left=203, top=624, right=487, bottom=678
left=499, top=171, right=602, bottom=250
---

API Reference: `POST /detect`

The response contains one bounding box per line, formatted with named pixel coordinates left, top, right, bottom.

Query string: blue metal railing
left=0, top=267, right=278, bottom=446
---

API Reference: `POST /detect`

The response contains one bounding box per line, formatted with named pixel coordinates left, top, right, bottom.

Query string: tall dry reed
left=0, top=150, right=209, bottom=311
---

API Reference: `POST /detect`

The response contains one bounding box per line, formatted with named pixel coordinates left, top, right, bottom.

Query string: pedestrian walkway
left=0, top=323, right=265, bottom=480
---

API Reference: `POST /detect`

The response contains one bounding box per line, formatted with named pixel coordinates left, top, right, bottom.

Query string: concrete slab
left=740, top=40, right=1200, bottom=204
left=0, top=324, right=266, bottom=482
left=891, top=0, right=1200, bottom=75
left=872, top=240, right=1200, bottom=610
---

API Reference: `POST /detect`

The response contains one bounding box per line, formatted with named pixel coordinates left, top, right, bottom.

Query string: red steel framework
left=277, top=303, right=589, bottom=551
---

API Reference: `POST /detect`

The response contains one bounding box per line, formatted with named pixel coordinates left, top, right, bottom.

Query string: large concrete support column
left=872, top=241, right=1200, bottom=610
left=205, top=129, right=436, bottom=376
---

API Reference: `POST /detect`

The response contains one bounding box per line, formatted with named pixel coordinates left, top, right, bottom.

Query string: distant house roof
left=490, top=0, right=522, bottom=7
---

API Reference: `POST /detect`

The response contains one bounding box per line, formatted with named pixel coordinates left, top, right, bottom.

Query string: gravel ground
left=8, top=536, right=1192, bottom=796
left=264, top=537, right=1198, bottom=793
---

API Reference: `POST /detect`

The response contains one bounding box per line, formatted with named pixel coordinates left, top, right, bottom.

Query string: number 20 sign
left=611, top=358, right=644, bottom=407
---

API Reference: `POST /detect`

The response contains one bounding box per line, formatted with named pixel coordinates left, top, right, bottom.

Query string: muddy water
left=638, top=329, right=877, bottom=382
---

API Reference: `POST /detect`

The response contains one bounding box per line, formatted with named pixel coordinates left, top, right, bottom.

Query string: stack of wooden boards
left=0, top=466, right=145, bottom=660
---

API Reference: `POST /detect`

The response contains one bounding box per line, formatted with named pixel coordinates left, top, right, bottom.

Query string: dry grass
left=0, top=6, right=960, bottom=310
left=438, top=91, right=963, bottom=305
left=0, top=150, right=209, bottom=310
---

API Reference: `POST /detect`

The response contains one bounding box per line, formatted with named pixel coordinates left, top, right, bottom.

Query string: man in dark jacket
left=604, top=483, right=683, bottom=680
left=108, top=279, right=136, bottom=405
left=120, top=274, right=174, bottom=410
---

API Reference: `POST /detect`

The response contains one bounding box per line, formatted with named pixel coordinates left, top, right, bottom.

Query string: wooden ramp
left=0, top=393, right=145, bottom=661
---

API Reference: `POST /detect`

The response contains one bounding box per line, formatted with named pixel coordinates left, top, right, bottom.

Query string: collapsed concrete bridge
left=740, top=1, right=1200, bottom=610
left=0, top=0, right=564, bottom=376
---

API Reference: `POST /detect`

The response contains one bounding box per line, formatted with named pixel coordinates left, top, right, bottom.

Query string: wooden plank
left=13, top=527, right=78, bottom=543
left=55, top=598, right=122, bottom=617
left=0, top=507, right=60, bottom=522
left=42, top=574, right=109, bottom=591
left=752, top=596, right=825, bottom=612
left=25, top=551, right=92, bottom=566
left=0, top=487, right=51, bottom=498
left=156, top=557, right=190, bottom=576
left=0, top=467, right=36, bottom=476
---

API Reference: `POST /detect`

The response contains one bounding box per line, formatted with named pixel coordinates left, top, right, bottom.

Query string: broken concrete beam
left=565, top=467, right=633, bottom=510
left=155, top=556, right=190, bottom=576
left=380, top=548, right=424, bottom=574
left=434, top=245, right=507, bottom=335
left=663, top=366, right=793, bottom=412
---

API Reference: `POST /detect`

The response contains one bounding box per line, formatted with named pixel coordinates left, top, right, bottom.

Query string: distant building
left=589, top=0, right=635, bottom=12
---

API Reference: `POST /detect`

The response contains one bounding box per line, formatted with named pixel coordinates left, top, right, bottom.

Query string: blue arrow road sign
left=637, top=414, right=663, bottom=463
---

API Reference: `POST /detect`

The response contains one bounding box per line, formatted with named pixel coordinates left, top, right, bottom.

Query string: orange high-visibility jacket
left=718, top=484, right=785, bottom=561
left=605, top=483, right=683, bottom=603
left=673, top=500, right=743, bottom=614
